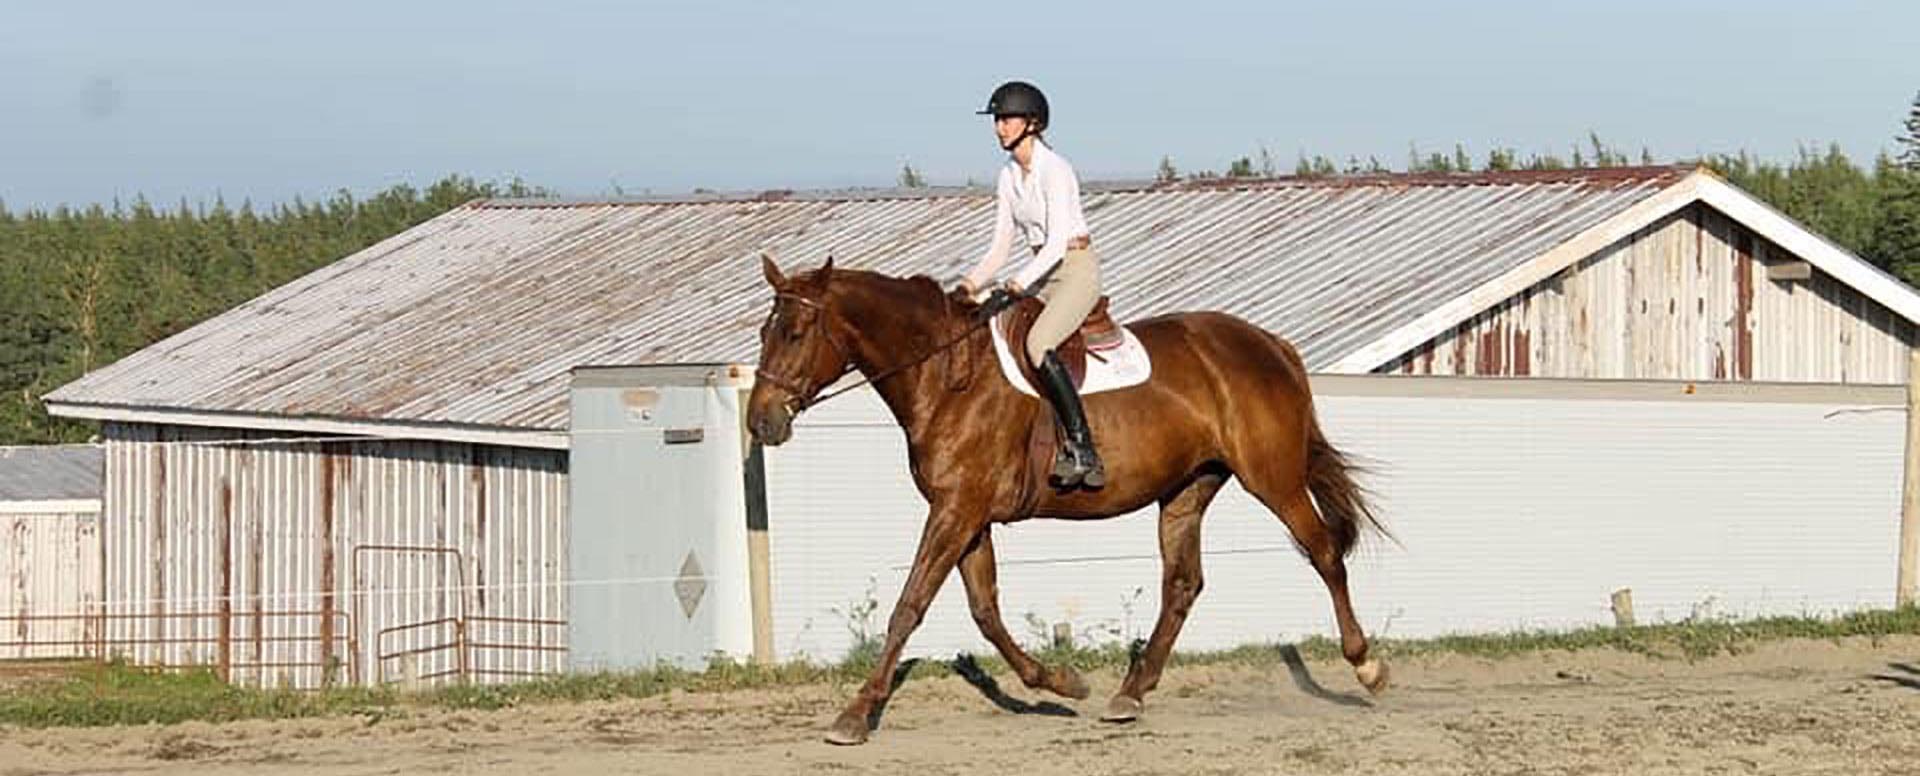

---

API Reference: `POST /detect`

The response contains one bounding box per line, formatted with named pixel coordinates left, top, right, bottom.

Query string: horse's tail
left=1263, top=329, right=1388, bottom=558
left=1304, top=417, right=1387, bottom=559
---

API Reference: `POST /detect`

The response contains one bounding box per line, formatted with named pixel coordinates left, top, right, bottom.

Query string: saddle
left=995, top=295, right=1124, bottom=505
left=994, top=295, right=1124, bottom=393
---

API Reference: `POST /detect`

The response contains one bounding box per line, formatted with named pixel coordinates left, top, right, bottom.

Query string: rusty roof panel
left=47, top=167, right=1692, bottom=433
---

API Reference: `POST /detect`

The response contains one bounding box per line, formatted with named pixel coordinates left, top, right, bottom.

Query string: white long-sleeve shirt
left=964, top=142, right=1090, bottom=291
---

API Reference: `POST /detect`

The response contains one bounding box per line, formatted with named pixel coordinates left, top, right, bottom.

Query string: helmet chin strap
left=1000, top=122, right=1039, bottom=152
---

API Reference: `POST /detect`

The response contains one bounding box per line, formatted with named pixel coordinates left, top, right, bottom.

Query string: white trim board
left=1330, top=169, right=1920, bottom=374
left=1693, top=175, right=1920, bottom=324
left=0, top=499, right=102, bottom=515
left=45, top=402, right=569, bottom=450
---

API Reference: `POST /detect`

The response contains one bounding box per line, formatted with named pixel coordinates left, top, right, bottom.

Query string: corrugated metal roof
left=0, top=445, right=103, bottom=501
left=47, top=166, right=1694, bottom=433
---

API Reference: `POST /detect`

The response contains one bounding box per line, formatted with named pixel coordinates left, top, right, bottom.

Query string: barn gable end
left=1388, top=203, right=1920, bottom=382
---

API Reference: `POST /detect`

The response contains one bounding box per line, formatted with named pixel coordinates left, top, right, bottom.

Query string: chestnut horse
left=746, top=255, right=1389, bottom=745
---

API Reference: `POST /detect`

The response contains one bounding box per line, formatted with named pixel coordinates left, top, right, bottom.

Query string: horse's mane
left=798, top=267, right=973, bottom=314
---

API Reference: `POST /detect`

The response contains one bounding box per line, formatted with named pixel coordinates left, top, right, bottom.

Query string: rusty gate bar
left=371, top=615, right=568, bottom=684
left=373, top=617, right=460, bottom=684
left=465, top=615, right=566, bottom=679
left=352, top=544, right=468, bottom=686
left=4, top=609, right=564, bottom=688
left=0, top=610, right=356, bottom=684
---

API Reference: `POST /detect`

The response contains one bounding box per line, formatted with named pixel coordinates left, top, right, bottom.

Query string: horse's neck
left=833, top=280, right=986, bottom=432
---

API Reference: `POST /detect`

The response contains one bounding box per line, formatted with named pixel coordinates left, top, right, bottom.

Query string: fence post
left=456, top=618, right=471, bottom=685
left=1899, top=348, right=1920, bottom=608
left=1610, top=588, right=1636, bottom=628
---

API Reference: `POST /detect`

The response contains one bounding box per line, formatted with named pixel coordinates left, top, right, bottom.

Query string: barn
left=42, top=165, right=1920, bottom=682
left=0, top=445, right=103, bottom=659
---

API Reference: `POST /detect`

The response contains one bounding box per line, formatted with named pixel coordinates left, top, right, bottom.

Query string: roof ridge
left=471, top=164, right=1701, bottom=209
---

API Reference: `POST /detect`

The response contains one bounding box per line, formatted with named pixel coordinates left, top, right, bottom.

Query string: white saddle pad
left=990, top=319, right=1153, bottom=397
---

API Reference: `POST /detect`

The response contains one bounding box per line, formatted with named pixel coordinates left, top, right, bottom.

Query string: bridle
left=753, top=291, right=852, bottom=413
left=754, top=288, right=1007, bottom=413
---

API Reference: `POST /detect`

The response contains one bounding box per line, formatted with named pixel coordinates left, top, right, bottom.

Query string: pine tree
left=1898, top=91, right=1920, bottom=170
left=1873, top=92, right=1920, bottom=284
left=1870, top=154, right=1920, bottom=284
left=898, top=162, right=926, bottom=188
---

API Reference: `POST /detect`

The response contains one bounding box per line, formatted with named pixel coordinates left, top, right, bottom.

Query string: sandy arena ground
left=5, top=635, right=1920, bottom=775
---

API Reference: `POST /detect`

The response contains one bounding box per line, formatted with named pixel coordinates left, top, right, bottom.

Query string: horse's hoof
left=823, top=712, right=870, bottom=746
left=1048, top=666, right=1091, bottom=700
left=1100, top=694, right=1143, bottom=723
left=1356, top=658, right=1389, bottom=696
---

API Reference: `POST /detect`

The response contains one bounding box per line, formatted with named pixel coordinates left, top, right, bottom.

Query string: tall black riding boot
left=1035, top=350, right=1106, bottom=489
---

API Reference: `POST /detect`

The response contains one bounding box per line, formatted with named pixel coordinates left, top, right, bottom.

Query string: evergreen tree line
left=0, top=176, right=544, bottom=444
left=1154, top=93, right=1920, bottom=293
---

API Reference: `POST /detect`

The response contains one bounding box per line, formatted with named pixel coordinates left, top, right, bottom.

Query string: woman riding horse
left=744, top=83, right=1390, bottom=747
left=958, top=81, right=1104, bottom=489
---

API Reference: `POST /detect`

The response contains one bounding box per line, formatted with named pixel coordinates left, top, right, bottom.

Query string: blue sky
left=3, top=0, right=1917, bottom=210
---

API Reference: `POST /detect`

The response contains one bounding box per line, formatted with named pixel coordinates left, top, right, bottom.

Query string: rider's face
left=994, top=115, right=1029, bottom=149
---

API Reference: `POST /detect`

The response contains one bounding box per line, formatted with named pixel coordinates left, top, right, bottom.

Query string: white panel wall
left=764, top=377, right=1907, bottom=662
left=0, top=505, right=103, bottom=659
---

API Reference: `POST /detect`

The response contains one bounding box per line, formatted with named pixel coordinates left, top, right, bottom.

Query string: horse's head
left=747, top=252, right=852, bottom=446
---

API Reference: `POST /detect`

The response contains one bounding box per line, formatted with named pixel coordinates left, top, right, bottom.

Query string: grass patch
left=0, top=662, right=395, bottom=728
left=4, top=606, right=1917, bottom=729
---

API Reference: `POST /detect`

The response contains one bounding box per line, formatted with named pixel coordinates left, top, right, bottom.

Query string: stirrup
left=1050, top=438, right=1105, bottom=489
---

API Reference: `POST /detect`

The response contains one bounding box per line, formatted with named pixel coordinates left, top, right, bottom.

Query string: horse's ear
left=820, top=254, right=834, bottom=274
left=760, top=252, right=788, bottom=289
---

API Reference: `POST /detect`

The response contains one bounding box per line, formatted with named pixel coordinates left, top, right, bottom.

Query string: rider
left=957, top=81, right=1105, bottom=489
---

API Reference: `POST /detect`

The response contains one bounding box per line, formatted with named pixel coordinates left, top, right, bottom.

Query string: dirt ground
left=5, top=636, right=1920, bottom=776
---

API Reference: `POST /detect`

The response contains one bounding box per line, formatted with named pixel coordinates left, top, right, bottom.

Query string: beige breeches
left=1025, top=247, right=1101, bottom=366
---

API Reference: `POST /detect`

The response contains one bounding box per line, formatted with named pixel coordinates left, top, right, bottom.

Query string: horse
left=746, top=254, right=1389, bottom=745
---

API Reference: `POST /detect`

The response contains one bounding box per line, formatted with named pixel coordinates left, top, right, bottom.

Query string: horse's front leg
left=958, top=526, right=1090, bottom=699
left=827, top=502, right=981, bottom=745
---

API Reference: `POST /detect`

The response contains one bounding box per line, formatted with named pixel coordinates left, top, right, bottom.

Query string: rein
left=756, top=288, right=1015, bottom=411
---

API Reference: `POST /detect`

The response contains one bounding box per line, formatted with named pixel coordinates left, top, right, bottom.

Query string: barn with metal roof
left=39, top=165, right=1920, bottom=683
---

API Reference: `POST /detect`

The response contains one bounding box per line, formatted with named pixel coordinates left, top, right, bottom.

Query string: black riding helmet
left=977, top=81, right=1049, bottom=132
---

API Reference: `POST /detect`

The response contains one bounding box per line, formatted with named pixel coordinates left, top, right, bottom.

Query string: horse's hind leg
left=1242, top=477, right=1387, bottom=696
left=958, top=526, right=1090, bottom=699
left=1102, top=471, right=1226, bottom=722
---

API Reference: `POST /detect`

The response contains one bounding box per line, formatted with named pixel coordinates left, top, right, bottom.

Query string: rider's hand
left=977, top=286, right=1018, bottom=317
left=1002, top=279, right=1024, bottom=297
left=958, top=277, right=979, bottom=298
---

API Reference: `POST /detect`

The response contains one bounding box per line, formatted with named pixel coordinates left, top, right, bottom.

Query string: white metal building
left=0, top=445, right=103, bottom=659
left=42, top=165, right=1920, bottom=679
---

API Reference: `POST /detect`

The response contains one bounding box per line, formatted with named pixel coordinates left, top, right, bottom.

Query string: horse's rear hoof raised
left=823, top=713, right=870, bottom=746
left=1100, top=694, right=1144, bottom=723
left=1048, top=665, right=1091, bottom=700
left=1356, top=658, right=1390, bottom=696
